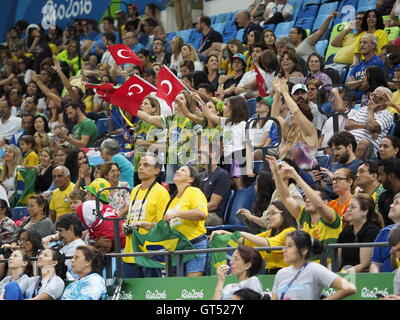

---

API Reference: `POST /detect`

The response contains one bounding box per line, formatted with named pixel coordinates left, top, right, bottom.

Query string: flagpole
left=163, top=65, right=191, bottom=93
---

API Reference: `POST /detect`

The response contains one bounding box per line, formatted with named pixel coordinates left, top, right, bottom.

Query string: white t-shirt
left=0, top=116, right=22, bottom=141
left=220, top=118, right=247, bottom=156
left=221, top=276, right=263, bottom=300
left=296, top=37, right=316, bottom=62
left=60, top=238, right=86, bottom=280
left=249, top=119, right=274, bottom=146
left=320, top=114, right=349, bottom=148
left=310, top=102, right=327, bottom=132
left=266, top=2, right=294, bottom=19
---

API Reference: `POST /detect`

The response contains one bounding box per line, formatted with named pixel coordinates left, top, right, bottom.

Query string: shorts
left=184, top=236, right=209, bottom=275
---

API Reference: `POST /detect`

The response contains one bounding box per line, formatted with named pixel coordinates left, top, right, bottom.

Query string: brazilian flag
left=210, top=232, right=241, bottom=275
left=130, top=221, right=197, bottom=268
left=9, top=167, right=37, bottom=208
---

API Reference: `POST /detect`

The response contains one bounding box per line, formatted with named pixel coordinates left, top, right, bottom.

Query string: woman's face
left=345, top=198, right=366, bottom=223
left=230, top=250, right=250, bottom=277
left=34, top=117, right=45, bottom=132
left=283, top=236, right=302, bottom=264
left=18, top=232, right=33, bottom=256
left=332, top=169, right=352, bottom=195
left=308, top=56, right=321, bottom=73
left=206, top=56, right=220, bottom=70
left=264, top=31, right=275, bottom=46
left=77, top=151, right=87, bottom=166
left=98, top=66, right=108, bottom=77
left=173, top=165, right=193, bottom=185
left=27, top=82, right=38, bottom=95
left=37, top=249, right=55, bottom=269
left=379, top=138, right=398, bottom=159
left=11, top=78, right=21, bottom=90
left=206, top=102, right=218, bottom=115
left=4, top=147, right=15, bottom=163
left=70, top=198, right=83, bottom=212
left=8, top=250, right=27, bottom=270
left=181, top=46, right=191, bottom=59
left=307, top=84, right=318, bottom=101
left=106, top=164, right=121, bottom=183
left=255, top=101, right=269, bottom=114
left=55, top=150, right=67, bottom=166
left=228, top=43, right=238, bottom=55
left=174, top=93, right=187, bottom=114
left=247, top=31, right=256, bottom=45
left=68, top=41, right=77, bottom=54
left=367, top=11, right=377, bottom=27
left=281, top=55, right=295, bottom=72
left=27, top=198, right=43, bottom=217
left=265, top=204, right=283, bottom=229
left=39, top=150, right=51, bottom=167
left=71, top=249, right=90, bottom=275
left=140, top=98, right=155, bottom=114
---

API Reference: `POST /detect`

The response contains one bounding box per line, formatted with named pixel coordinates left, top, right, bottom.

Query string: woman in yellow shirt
left=353, top=10, right=389, bottom=64
left=163, top=165, right=208, bottom=277
left=212, top=200, right=298, bottom=274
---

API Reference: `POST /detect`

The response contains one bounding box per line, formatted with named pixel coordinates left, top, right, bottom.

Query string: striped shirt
left=348, top=106, right=393, bottom=151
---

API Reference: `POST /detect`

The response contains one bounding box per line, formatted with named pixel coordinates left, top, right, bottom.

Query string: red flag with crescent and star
left=81, top=81, right=116, bottom=103
left=156, top=66, right=188, bottom=109
left=110, top=75, right=156, bottom=116
left=254, top=63, right=267, bottom=97
left=107, top=44, right=143, bottom=69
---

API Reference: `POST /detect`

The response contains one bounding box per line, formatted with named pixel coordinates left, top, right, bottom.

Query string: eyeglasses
left=332, top=177, right=348, bottom=182
left=266, top=210, right=282, bottom=217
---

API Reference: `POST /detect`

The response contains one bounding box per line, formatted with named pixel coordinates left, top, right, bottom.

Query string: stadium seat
left=210, top=15, right=217, bottom=24
left=206, top=190, right=236, bottom=233
left=262, top=24, right=276, bottom=31
left=96, top=118, right=110, bottom=136
left=211, top=23, right=225, bottom=35
left=215, top=13, right=229, bottom=24
left=312, top=15, right=334, bottom=35
left=175, top=29, right=193, bottom=43
left=295, top=17, right=315, bottom=30
left=385, top=27, right=400, bottom=43
left=318, top=2, right=339, bottom=16
left=166, top=32, right=176, bottom=42
left=302, top=0, right=321, bottom=8
left=88, top=155, right=105, bottom=166
left=247, top=98, right=257, bottom=117
left=357, top=0, right=376, bottom=12
left=12, top=206, right=28, bottom=221
left=235, top=28, right=245, bottom=42
left=296, top=5, right=319, bottom=21
left=223, top=21, right=238, bottom=43
left=274, top=21, right=295, bottom=38
left=0, top=148, right=4, bottom=158
left=316, top=40, right=329, bottom=57
left=188, top=30, right=202, bottom=50
left=324, top=21, right=351, bottom=61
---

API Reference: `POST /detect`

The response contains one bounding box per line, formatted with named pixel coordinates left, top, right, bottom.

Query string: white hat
left=291, top=83, right=309, bottom=95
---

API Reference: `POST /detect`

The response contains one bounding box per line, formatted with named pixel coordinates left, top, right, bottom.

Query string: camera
left=123, top=224, right=134, bottom=235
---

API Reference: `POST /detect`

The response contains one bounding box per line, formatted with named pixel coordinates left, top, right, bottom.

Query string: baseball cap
left=256, top=96, right=273, bottom=106
left=231, top=53, right=246, bottom=64
left=291, top=83, right=309, bottom=95
left=84, top=178, right=110, bottom=203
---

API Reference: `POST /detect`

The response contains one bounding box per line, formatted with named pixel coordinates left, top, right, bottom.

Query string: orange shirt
left=328, top=196, right=352, bottom=218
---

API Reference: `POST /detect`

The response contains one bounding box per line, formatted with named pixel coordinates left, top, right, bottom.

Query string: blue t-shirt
left=371, top=224, right=396, bottom=272
left=346, top=56, right=384, bottom=102
left=80, top=30, right=99, bottom=44
left=111, top=153, right=134, bottom=188
left=132, top=42, right=145, bottom=54
left=61, top=273, right=107, bottom=300
left=90, top=31, right=121, bottom=55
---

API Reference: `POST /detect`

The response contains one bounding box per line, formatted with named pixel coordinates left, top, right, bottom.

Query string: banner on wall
left=119, top=273, right=394, bottom=300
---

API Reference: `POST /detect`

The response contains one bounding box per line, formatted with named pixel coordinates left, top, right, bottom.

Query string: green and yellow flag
left=210, top=232, right=242, bottom=275
left=9, top=167, right=37, bottom=208
left=130, top=221, right=197, bottom=268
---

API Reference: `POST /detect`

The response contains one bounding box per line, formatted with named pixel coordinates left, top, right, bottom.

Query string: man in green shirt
left=54, top=102, right=98, bottom=148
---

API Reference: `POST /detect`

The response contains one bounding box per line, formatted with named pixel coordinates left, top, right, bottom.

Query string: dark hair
left=269, top=200, right=298, bottom=236
left=381, top=135, right=400, bottom=157
left=28, top=194, right=50, bottom=217
left=252, top=42, right=267, bottom=51
left=253, top=171, right=275, bottom=217
left=55, top=213, right=83, bottom=237
left=235, top=245, right=262, bottom=277
left=182, top=74, right=194, bottom=87
left=198, top=82, right=213, bottom=93
left=378, top=157, right=400, bottom=180
left=12, top=249, right=33, bottom=277
left=76, top=245, right=105, bottom=274
left=99, top=161, right=120, bottom=178
left=104, top=32, right=116, bottom=44
left=204, top=54, right=220, bottom=74
left=328, top=131, right=357, bottom=152
left=361, top=10, right=385, bottom=31
left=46, top=248, right=68, bottom=280
left=293, top=27, right=308, bottom=41
left=226, top=95, right=249, bottom=125
left=180, top=60, right=195, bottom=72
left=259, top=50, right=278, bottom=73
left=365, top=66, right=388, bottom=93
left=232, top=288, right=263, bottom=300
left=388, top=225, right=400, bottom=246
left=143, top=17, right=158, bottom=28
left=19, top=134, right=35, bottom=149
left=287, top=230, right=324, bottom=260
left=137, top=48, right=150, bottom=57
left=199, top=15, right=211, bottom=27
left=361, top=160, right=379, bottom=175
left=19, top=229, right=43, bottom=257
left=65, top=102, right=82, bottom=111
left=145, top=3, right=159, bottom=17
left=352, top=193, right=384, bottom=228
left=311, top=186, right=330, bottom=201
left=0, top=199, right=12, bottom=218
left=279, top=50, right=301, bottom=76
left=69, top=188, right=87, bottom=202
left=65, top=149, right=88, bottom=181
left=102, top=16, right=114, bottom=25
left=262, top=29, right=277, bottom=53
left=307, top=53, right=325, bottom=71
left=34, top=114, right=50, bottom=133
left=180, top=165, right=200, bottom=188
left=143, top=68, right=156, bottom=78
left=281, top=157, right=301, bottom=186
left=248, top=29, right=263, bottom=47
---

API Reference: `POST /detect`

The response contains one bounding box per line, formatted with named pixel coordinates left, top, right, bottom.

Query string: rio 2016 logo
left=41, top=0, right=93, bottom=29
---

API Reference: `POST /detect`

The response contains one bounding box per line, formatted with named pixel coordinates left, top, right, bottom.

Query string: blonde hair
left=172, top=36, right=184, bottom=59
left=182, top=44, right=200, bottom=62
left=0, top=145, right=22, bottom=182
left=34, top=132, right=50, bottom=152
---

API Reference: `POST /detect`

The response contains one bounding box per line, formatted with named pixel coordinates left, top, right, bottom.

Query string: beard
left=336, top=151, right=350, bottom=164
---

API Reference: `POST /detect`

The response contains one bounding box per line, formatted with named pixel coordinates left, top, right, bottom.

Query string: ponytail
left=287, top=230, right=324, bottom=260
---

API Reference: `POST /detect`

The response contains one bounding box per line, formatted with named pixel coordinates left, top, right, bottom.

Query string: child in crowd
left=19, top=135, right=39, bottom=169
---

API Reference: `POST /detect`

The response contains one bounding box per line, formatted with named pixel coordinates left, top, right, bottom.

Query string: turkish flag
left=156, top=66, right=187, bottom=108
left=82, top=81, right=116, bottom=103
left=107, top=44, right=142, bottom=69
left=254, top=63, right=267, bottom=97
left=110, top=75, right=156, bottom=116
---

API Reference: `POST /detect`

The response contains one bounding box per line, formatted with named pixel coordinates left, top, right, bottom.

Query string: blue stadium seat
left=211, top=23, right=225, bottom=35
left=312, top=15, right=334, bottom=36
left=12, top=206, right=28, bottom=221
left=88, top=155, right=105, bottom=166
left=302, top=0, right=321, bottom=8
left=357, top=0, right=376, bottom=12
left=316, top=39, right=329, bottom=57
left=334, top=1, right=358, bottom=25
left=215, top=13, right=229, bottom=24
left=0, top=148, right=4, bottom=159
left=247, top=98, right=257, bottom=117
left=295, top=17, right=315, bottom=30
left=223, top=21, right=238, bottom=43
left=226, top=12, right=237, bottom=23
left=175, top=29, right=193, bottom=43
left=210, top=15, right=217, bottom=24
left=318, top=2, right=339, bottom=16
left=166, top=32, right=176, bottom=42
left=206, top=190, right=236, bottom=233
left=262, top=24, right=276, bottom=31
left=96, top=118, right=110, bottom=136
left=235, top=28, right=245, bottom=42
left=296, top=5, right=319, bottom=21
left=188, top=30, right=202, bottom=50
left=274, top=21, right=295, bottom=38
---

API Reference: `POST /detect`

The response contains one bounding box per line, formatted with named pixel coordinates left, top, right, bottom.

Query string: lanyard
left=127, top=180, right=157, bottom=223
left=162, top=185, right=190, bottom=217
left=280, top=263, right=308, bottom=300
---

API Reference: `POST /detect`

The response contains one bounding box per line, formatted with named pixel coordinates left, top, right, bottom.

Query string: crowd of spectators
left=1, top=0, right=400, bottom=300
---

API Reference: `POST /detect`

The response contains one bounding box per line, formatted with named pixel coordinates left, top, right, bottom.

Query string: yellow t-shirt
left=389, top=90, right=400, bottom=114
left=333, top=33, right=359, bottom=65
left=166, top=186, right=208, bottom=241
left=244, top=227, right=296, bottom=269
left=123, top=183, right=170, bottom=264
left=297, top=206, right=342, bottom=263
left=49, top=182, right=76, bottom=220
left=23, top=151, right=39, bottom=167
left=354, top=29, right=389, bottom=56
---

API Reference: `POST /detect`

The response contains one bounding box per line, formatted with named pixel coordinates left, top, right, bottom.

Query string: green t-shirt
left=71, top=118, right=98, bottom=148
